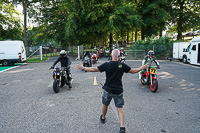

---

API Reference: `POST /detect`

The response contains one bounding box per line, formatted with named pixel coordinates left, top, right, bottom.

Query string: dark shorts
left=102, top=90, right=124, bottom=108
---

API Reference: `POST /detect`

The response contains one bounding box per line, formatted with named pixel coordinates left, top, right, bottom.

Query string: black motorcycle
left=83, top=56, right=91, bottom=72
left=50, top=67, right=72, bottom=93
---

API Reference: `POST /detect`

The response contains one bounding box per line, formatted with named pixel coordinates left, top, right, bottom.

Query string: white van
left=0, top=40, right=27, bottom=66
left=173, top=42, right=190, bottom=60
left=183, top=37, right=200, bottom=65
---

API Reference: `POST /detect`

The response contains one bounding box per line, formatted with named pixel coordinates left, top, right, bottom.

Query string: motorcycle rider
left=82, top=49, right=92, bottom=66
left=51, top=50, right=72, bottom=88
left=105, top=47, right=110, bottom=57
left=99, top=46, right=104, bottom=57
left=118, top=47, right=127, bottom=63
left=119, top=47, right=126, bottom=56
left=139, top=50, right=160, bottom=80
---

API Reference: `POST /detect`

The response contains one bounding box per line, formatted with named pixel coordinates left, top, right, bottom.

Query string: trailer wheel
left=183, top=56, right=187, bottom=63
left=2, top=60, right=9, bottom=66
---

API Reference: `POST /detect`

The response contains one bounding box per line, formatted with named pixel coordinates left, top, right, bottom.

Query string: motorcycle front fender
left=152, top=76, right=157, bottom=79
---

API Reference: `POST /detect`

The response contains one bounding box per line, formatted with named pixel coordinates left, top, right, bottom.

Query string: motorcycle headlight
left=57, top=73, right=60, bottom=75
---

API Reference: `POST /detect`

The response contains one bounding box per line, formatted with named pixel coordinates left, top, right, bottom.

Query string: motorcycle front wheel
left=53, top=80, right=60, bottom=93
left=150, top=79, right=158, bottom=93
left=140, top=79, right=145, bottom=85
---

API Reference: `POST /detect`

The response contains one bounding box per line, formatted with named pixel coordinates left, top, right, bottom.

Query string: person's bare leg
left=102, top=104, right=108, bottom=119
left=117, top=108, right=125, bottom=127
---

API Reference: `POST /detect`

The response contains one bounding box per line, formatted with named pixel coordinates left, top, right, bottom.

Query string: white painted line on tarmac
left=0, top=66, right=19, bottom=73
left=126, top=60, right=169, bottom=62
left=126, top=60, right=141, bottom=62
left=0, top=63, right=27, bottom=73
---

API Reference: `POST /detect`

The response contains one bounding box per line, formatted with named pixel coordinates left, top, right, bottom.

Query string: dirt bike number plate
left=150, top=68, right=157, bottom=74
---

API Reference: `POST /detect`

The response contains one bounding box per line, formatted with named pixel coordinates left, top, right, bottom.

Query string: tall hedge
left=132, top=37, right=173, bottom=59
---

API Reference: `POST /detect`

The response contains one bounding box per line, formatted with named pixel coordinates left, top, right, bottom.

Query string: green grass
left=26, top=57, right=49, bottom=63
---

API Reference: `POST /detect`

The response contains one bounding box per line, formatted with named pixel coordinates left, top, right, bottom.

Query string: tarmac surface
left=0, top=56, right=200, bottom=133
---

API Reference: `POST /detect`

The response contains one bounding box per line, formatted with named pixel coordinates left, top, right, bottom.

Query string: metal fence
left=25, top=44, right=146, bottom=60
left=125, top=50, right=146, bottom=60
left=26, top=45, right=84, bottom=59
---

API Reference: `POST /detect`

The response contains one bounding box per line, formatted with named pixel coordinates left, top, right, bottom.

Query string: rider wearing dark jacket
left=82, top=49, right=92, bottom=65
left=51, top=50, right=72, bottom=86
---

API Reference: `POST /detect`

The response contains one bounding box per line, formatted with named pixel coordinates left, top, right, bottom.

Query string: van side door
left=190, top=43, right=198, bottom=64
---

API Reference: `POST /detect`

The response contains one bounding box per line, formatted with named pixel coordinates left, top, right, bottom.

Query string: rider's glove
left=51, top=66, right=54, bottom=69
left=157, top=65, right=160, bottom=69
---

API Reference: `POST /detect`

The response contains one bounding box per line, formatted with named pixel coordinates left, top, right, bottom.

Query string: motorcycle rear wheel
left=53, top=80, right=60, bottom=93
left=150, top=79, right=158, bottom=93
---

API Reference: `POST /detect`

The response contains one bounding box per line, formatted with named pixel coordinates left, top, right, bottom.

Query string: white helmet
left=60, top=50, right=66, bottom=57
left=60, top=50, right=66, bottom=54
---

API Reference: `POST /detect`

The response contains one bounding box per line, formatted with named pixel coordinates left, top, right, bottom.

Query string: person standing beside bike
left=51, top=50, right=72, bottom=88
left=76, top=49, right=148, bottom=133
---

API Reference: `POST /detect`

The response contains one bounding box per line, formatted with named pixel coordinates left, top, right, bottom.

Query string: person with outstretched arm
left=76, top=49, right=149, bottom=133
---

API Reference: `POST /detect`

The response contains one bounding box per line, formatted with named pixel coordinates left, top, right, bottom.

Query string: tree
left=11, top=0, right=40, bottom=55
left=65, top=0, right=113, bottom=47
left=65, top=0, right=143, bottom=47
left=0, top=0, right=23, bottom=40
left=27, top=0, right=70, bottom=47
left=168, top=0, right=200, bottom=40
left=137, top=0, right=168, bottom=40
left=109, top=3, right=142, bottom=43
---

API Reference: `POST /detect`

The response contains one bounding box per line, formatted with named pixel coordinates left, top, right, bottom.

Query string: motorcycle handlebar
left=156, top=67, right=160, bottom=69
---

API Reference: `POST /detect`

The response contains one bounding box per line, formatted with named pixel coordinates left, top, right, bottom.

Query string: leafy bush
left=132, top=37, right=173, bottom=59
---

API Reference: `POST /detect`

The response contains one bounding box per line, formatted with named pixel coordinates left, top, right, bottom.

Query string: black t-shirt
left=97, top=61, right=131, bottom=94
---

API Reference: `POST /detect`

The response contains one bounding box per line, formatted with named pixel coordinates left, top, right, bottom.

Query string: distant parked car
left=193, top=31, right=199, bottom=36
left=182, top=32, right=188, bottom=37
left=196, top=30, right=200, bottom=35
left=186, top=32, right=193, bottom=36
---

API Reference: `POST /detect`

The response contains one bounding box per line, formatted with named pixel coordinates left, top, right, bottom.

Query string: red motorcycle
left=92, top=53, right=98, bottom=64
left=139, top=60, right=159, bottom=93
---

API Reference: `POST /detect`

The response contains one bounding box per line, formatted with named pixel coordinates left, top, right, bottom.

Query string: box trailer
left=182, top=37, right=200, bottom=65
left=0, top=40, right=26, bottom=66
left=173, top=42, right=190, bottom=60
